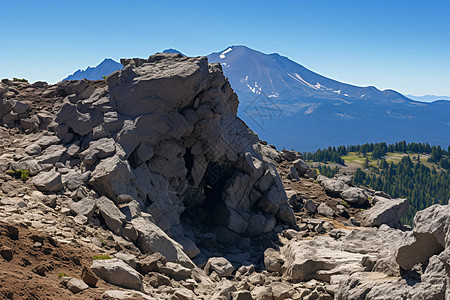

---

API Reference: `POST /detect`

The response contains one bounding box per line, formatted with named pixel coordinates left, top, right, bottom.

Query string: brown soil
left=0, top=221, right=112, bottom=300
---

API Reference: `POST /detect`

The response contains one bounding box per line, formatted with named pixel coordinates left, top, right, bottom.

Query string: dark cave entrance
left=181, top=161, right=234, bottom=227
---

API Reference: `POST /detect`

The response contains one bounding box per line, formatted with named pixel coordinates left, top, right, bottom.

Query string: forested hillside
left=304, top=141, right=450, bottom=224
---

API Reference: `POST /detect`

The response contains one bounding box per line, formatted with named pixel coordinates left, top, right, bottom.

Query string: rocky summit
left=0, top=53, right=448, bottom=299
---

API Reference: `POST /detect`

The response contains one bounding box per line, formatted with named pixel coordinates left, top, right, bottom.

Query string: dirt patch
left=0, top=221, right=113, bottom=300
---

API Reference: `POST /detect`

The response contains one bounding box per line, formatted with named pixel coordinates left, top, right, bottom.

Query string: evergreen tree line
left=315, top=164, right=340, bottom=178
left=353, top=156, right=450, bottom=225
left=304, top=141, right=449, bottom=168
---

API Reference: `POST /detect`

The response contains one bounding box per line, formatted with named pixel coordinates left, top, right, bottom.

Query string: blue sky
left=1, top=0, right=449, bottom=96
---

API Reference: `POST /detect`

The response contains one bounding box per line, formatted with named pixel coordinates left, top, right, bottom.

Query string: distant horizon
left=1, top=0, right=449, bottom=95
left=61, top=46, right=450, bottom=101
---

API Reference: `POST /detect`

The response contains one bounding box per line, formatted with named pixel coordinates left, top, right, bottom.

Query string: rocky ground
left=0, top=54, right=449, bottom=299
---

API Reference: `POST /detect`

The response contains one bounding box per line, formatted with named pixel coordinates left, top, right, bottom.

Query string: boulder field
left=0, top=53, right=448, bottom=299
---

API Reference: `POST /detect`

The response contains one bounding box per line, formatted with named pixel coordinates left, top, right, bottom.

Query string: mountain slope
left=207, top=46, right=450, bottom=151
left=207, top=46, right=413, bottom=106
left=63, top=58, right=123, bottom=81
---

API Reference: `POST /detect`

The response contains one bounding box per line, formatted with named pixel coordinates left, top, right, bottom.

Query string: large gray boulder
left=32, top=170, right=63, bottom=192
left=90, top=258, right=142, bottom=291
left=396, top=204, right=450, bottom=270
left=360, top=197, right=409, bottom=228
left=131, top=217, right=195, bottom=268
left=341, top=187, right=368, bottom=206
left=55, top=102, right=92, bottom=136
left=96, top=196, right=127, bottom=233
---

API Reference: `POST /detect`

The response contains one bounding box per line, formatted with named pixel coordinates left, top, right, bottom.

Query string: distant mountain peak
left=63, top=59, right=123, bottom=81
left=207, top=46, right=412, bottom=105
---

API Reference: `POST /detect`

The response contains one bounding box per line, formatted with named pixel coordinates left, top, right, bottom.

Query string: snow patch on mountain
left=220, top=47, right=233, bottom=59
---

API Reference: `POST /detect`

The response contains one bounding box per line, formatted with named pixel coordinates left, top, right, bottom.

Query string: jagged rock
left=264, top=248, right=284, bottom=273
left=81, top=266, right=98, bottom=287
left=281, top=227, right=406, bottom=283
left=231, top=291, right=253, bottom=300
left=96, top=196, right=126, bottom=233
left=128, top=142, right=154, bottom=168
left=62, top=169, right=90, bottom=191
left=131, top=217, right=194, bottom=268
left=159, top=261, right=192, bottom=280
left=305, top=199, right=317, bottom=214
left=293, top=158, right=315, bottom=178
left=396, top=204, right=450, bottom=270
left=360, top=197, right=408, bottom=228
left=34, top=135, right=60, bottom=149
left=79, top=138, right=116, bottom=166
left=32, top=170, right=63, bottom=192
left=317, top=203, right=335, bottom=217
left=55, top=102, right=92, bottom=135
left=69, top=197, right=96, bottom=218
left=90, top=258, right=143, bottom=291
left=179, top=238, right=201, bottom=259
left=334, top=174, right=353, bottom=185
left=66, top=278, right=89, bottom=293
left=173, top=288, right=196, bottom=300
left=340, top=187, right=368, bottom=206
left=89, top=155, right=139, bottom=203
left=251, top=286, right=273, bottom=300
left=321, top=178, right=348, bottom=195
left=114, top=252, right=137, bottom=269
left=135, top=252, right=167, bottom=274
left=205, top=257, right=235, bottom=277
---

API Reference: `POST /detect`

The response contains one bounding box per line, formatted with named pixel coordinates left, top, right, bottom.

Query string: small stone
left=0, top=246, right=13, bottom=261
left=66, top=278, right=89, bottom=293
left=81, top=266, right=98, bottom=287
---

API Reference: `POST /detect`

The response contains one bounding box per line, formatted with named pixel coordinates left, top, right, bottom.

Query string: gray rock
left=396, top=204, right=450, bottom=270
left=305, top=199, right=317, bottom=214
left=55, top=102, right=92, bottom=136
left=24, top=144, right=41, bottom=156
left=317, top=203, right=335, bottom=217
left=264, top=248, right=284, bottom=273
left=179, top=238, right=201, bottom=259
left=159, top=261, right=192, bottom=280
left=32, top=170, right=63, bottom=192
left=34, top=135, right=60, bottom=149
left=114, top=252, right=137, bottom=269
left=131, top=217, right=194, bottom=268
left=341, top=187, right=368, bottom=206
left=96, top=196, right=126, bottom=233
left=89, top=155, right=139, bottom=203
left=136, top=252, right=167, bottom=274
left=69, top=197, right=96, bottom=218
left=205, top=257, right=235, bottom=277
left=360, top=197, right=408, bottom=228
left=90, top=258, right=142, bottom=290
left=66, top=278, right=89, bottom=293
left=321, top=178, right=348, bottom=195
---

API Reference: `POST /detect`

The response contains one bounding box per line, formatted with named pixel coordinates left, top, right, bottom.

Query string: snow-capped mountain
left=207, top=46, right=412, bottom=106
left=207, top=46, right=449, bottom=151
left=63, top=58, right=123, bottom=81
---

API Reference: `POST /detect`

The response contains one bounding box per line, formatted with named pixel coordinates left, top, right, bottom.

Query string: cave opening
left=181, top=162, right=234, bottom=228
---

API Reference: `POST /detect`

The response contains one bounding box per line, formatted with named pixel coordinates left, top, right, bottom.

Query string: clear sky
left=1, top=0, right=449, bottom=96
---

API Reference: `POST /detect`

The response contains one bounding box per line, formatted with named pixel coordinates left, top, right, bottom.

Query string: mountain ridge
left=60, top=46, right=450, bottom=151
